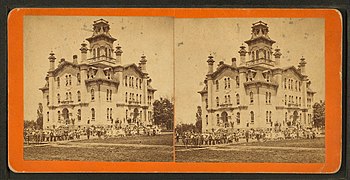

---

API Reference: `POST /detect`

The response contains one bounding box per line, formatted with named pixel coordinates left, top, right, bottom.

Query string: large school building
left=198, top=21, right=316, bottom=132
left=40, top=19, right=156, bottom=129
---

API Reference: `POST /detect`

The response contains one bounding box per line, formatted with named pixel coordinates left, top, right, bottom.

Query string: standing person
left=245, top=130, right=250, bottom=143
left=86, top=127, right=90, bottom=140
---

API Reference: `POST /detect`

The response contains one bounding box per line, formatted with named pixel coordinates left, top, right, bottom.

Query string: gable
left=123, top=64, right=144, bottom=78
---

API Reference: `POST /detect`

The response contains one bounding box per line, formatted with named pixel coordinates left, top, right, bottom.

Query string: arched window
left=47, top=95, right=49, bottom=105
left=256, top=50, right=259, bottom=59
left=299, top=82, right=301, bottom=91
left=58, top=111, right=61, bottom=122
left=252, top=51, right=255, bottom=60
left=57, top=94, right=60, bottom=104
left=216, top=80, right=219, bottom=90
left=93, top=49, right=96, bottom=58
left=109, top=90, right=112, bottom=100
left=69, top=75, right=72, bottom=85
left=236, top=94, right=240, bottom=105
left=291, top=80, right=293, bottom=90
left=77, top=73, right=81, bottom=84
left=140, top=79, right=142, bottom=89
left=285, top=95, right=287, bottom=105
left=107, top=108, right=110, bottom=120
left=236, top=76, right=240, bottom=87
left=228, top=95, right=231, bottom=103
left=97, top=47, right=100, bottom=57
left=285, top=112, right=288, bottom=122
left=106, top=89, right=109, bottom=101
left=227, top=78, right=231, bottom=88
left=91, top=108, right=95, bottom=120
left=125, top=92, right=128, bottom=103
left=299, top=97, right=301, bottom=106
left=264, top=50, right=267, bottom=59
left=205, top=98, right=208, bottom=108
left=224, top=95, right=227, bottom=103
left=269, top=111, right=272, bottom=123
left=224, top=78, right=227, bottom=89
left=266, top=92, right=268, bottom=104
left=139, top=95, right=142, bottom=104
left=126, top=109, right=128, bottom=119
left=236, top=112, right=240, bottom=125
left=296, top=96, right=298, bottom=104
left=129, top=77, right=132, bottom=87
left=269, top=92, right=271, bottom=104
left=77, top=109, right=81, bottom=121
left=250, top=111, right=254, bottom=123
left=47, top=112, right=49, bottom=122
left=57, top=77, right=60, bottom=87
left=216, top=114, right=220, bottom=125
left=104, top=47, right=107, bottom=56
left=266, top=111, right=269, bottom=122
left=125, top=76, right=128, bottom=86
left=77, top=91, right=81, bottom=102
left=65, top=92, right=68, bottom=100
left=216, top=97, right=219, bottom=107
left=206, top=115, right=208, bottom=125
left=250, top=92, right=254, bottom=104
left=91, top=89, right=95, bottom=101
left=284, top=78, right=287, bottom=89
left=136, top=78, right=138, bottom=89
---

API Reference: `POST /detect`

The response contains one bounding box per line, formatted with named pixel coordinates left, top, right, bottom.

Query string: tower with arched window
left=40, top=19, right=157, bottom=129
left=198, top=21, right=315, bottom=132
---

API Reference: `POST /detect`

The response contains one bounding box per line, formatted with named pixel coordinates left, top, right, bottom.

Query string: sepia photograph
left=23, top=16, right=174, bottom=162
left=174, top=18, right=326, bottom=163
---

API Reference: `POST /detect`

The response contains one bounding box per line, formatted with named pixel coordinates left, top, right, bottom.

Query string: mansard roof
left=210, top=63, right=238, bottom=78
left=123, top=63, right=146, bottom=77
left=281, top=66, right=306, bottom=80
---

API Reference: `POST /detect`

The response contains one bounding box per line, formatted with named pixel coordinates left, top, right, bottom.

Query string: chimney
left=73, top=55, right=78, bottom=64
left=273, top=48, right=282, bottom=66
left=139, top=54, right=147, bottom=72
left=48, top=51, right=56, bottom=71
left=232, top=58, right=237, bottom=67
left=238, top=45, right=247, bottom=65
left=115, top=44, right=123, bottom=65
left=299, top=56, right=306, bottom=74
left=80, top=41, right=88, bottom=63
left=207, top=54, right=215, bottom=74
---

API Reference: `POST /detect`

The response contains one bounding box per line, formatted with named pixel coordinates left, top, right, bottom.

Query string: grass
left=24, top=146, right=173, bottom=162
left=176, top=148, right=324, bottom=163
left=240, top=137, right=325, bottom=148
left=24, top=134, right=173, bottom=162
left=175, top=137, right=325, bottom=163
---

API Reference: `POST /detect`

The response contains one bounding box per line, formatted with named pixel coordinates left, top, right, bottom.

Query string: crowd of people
left=175, top=127, right=323, bottom=148
left=24, top=124, right=162, bottom=145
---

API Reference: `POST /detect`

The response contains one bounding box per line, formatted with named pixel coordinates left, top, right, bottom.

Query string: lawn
left=175, top=137, right=325, bottom=163
left=24, top=134, right=173, bottom=162
left=240, top=137, right=325, bottom=148
left=176, top=148, right=324, bottom=163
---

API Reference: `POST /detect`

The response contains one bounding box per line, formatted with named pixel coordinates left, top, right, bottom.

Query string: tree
left=24, top=120, right=37, bottom=129
left=312, top=100, right=325, bottom=128
left=36, top=103, right=43, bottom=129
left=153, top=98, right=174, bottom=130
left=175, top=123, right=196, bottom=135
left=195, top=106, right=202, bottom=132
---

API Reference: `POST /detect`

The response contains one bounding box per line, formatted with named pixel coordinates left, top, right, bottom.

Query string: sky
left=23, top=17, right=325, bottom=124
left=174, top=18, right=325, bottom=125
left=24, top=16, right=174, bottom=121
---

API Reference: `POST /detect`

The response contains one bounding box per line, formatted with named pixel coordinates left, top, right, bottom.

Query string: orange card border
left=8, top=8, right=342, bottom=173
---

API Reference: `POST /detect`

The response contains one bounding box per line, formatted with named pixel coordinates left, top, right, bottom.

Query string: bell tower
left=244, top=21, right=276, bottom=67
left=86, top=19, right=117, bottom=64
